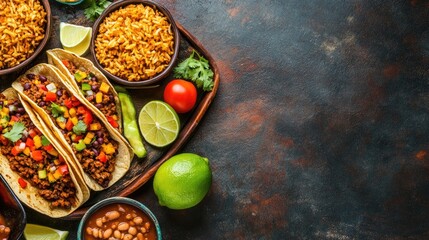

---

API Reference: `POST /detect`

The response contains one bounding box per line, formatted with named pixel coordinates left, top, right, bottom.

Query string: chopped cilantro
left=84, top=0, right=112, bottom=21
left=41, top=135, right=50, bottom=146
left=73, top=120, right=87, bottom=135
left=173, top=50, right=214, bottom=91
left=3, top=122, right=25, bottom=142
left=50, top=103, right=64, bottom=118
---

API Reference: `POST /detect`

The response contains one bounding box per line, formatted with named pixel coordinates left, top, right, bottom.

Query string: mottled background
left=20, top=0, right=429, bottom=239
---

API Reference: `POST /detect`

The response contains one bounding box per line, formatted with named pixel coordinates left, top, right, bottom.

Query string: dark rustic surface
left=9, top=0, right=429, bottom=239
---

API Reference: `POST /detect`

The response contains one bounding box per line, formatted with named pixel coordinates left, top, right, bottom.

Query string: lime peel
left=24, top=224, right=69, bottom=240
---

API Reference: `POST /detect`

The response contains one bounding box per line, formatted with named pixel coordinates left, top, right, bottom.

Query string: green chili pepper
left=118, top=92, right=147, bottom=158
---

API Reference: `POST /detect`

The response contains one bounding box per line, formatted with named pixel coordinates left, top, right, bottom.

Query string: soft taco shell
left=12, top=64, right=133, bottom=191
left=0, top=88, right=90, bottom=218
left=47, top=48, right=122, bottom=134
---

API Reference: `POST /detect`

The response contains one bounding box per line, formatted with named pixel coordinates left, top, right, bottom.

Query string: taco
left=12, top=64, right=133, bottom=191
left=0, top=88, right=90, bottom=217
left=47, top=49, right=122, bottom=134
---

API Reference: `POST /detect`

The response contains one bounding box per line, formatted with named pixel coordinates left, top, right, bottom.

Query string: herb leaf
left=84, top=0, right=112, bottom=22
left=50, top=103, right=64, bottom=118
left=4, top=122, right=25, bottom=143
left=73, top=120, right=87, bottom=135
left=173, top=50, right=214, bottom=91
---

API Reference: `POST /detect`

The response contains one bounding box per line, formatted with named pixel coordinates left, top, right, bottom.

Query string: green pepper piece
left=73, top=139, right=86, bottom=151
left=82, top=83, right=91, bottom=91
left=38, top=169, right=47, bottom=179
left=118, top=92, right=147, bottom=158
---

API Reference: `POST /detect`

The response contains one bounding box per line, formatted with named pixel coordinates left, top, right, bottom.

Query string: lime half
left=60, top=22, right=92, bottom=55
left=24, top=224, right=68, bottom=240
left=138, top=101, right=180, bottom=147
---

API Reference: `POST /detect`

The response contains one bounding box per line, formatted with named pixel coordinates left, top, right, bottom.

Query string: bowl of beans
left=90, top=0, right=180, bottom=87
left=77, top=197, right=161, bottom=240
left=0, top=0, right=51, bottom=76
left=0, top=175, right=27, bottom=240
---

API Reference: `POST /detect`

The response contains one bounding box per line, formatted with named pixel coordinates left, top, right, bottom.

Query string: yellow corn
left=89, top=123, right=102, bottom=131
left=99, top=82, right=110, bottom=93
left=23, top=147, right=30, bottom=156
left=61, top=107, right=69, bottom=118
left=69, top=107, right=76, bottom=117
left=33, top=135, right=42, bottom=149
left=83, top=132, right=95, bottom=145
left=56, top=118, right=66, bottom=129
left=48, top=172, right=56, bottom=183
left=102, top=143, right=116, bottom=155
left=95, top=92, right=103, bottom=103
left=71, top=117, right=78, bottom=125
left=2, top=107, right=9, bottom=115
left=53, top=169, right=62, bottom=179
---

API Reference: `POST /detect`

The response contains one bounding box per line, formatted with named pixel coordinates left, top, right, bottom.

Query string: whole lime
left=153, top=153, right=212, bottom=209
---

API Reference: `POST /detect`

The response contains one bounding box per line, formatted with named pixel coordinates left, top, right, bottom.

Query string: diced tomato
left=58, top=155, right=65, bottom=163
left=0, top=135, right=8, bottom=145
left=83, top=111, right=93, bottom=126
left=73, top=135, right=83, bottom=143
left=58, top=165, right=69, bottom=175
left=18, top=178, right=27, bottom=188
left=107, top=116, right=119, bottom=128
left=29, top=146, right=36, bottom=152
left=37, top=84, right=47, bottom=91
left=43, top=144, right=53, bottom=151
left=77, top=106, right=87, bottom=114
left=97, top=151, right=107, bottom=163
left=65, top=118, right=74, bottom=131
left=64, top=99, right=73, bottom=109
left=31, top=150, right=44, bottom=161
left=28, top=129, right=37, bottom=138
left=45, top=91, right=57, bottom=102
left=11, top=115, right=19, bottom=122
left=62, top=60, right=71, bottom=68
left=25, top=138, right=34, bottom=147
left=11, top=146, right=21, bottom=156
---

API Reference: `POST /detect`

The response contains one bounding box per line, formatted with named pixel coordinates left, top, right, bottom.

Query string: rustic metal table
left=6, top=0, right=429, bottom=239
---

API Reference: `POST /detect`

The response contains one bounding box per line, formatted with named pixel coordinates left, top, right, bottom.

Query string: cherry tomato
left=163, top=79, right=197, bottom=113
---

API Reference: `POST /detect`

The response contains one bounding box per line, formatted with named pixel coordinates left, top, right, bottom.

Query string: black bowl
left=90, top=0, right=180, bottom=88
left=0, top=175, right=27, bottom=240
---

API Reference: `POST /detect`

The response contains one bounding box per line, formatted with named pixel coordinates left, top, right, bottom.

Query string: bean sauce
left=84, top=203, right=157, bottom=240
left=0, top=214, right=10, bottom=240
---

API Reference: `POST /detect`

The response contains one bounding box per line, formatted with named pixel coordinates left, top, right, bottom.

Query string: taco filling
left=0, top=94, right=77, bottom=209
left=60, top=60, right=119, bottom=129
left=19, top=73, right=119, bottom=188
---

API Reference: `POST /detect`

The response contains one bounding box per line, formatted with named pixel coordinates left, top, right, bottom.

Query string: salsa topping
left=19, top=73, right=119, bottom=188
left=61, top=60, right=120, bottom=129
left=0, top=94, right=77, bottom=209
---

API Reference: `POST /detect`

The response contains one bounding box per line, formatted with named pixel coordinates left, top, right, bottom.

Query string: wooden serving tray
left=63, top=22, right=220, bottom=219
left=0, top=21, right=219, bottom=219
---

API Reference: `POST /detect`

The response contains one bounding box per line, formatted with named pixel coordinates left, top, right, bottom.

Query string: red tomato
left=163, top=79, right=197, bottom=113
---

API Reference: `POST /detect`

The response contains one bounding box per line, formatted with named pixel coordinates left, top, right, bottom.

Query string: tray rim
left=62, top=21, right=220, bottom=220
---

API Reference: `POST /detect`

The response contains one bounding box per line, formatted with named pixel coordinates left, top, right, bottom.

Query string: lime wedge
left=24, top=224, right=68, bottom=240
left=63, top=31, right=91, bottom=56
left=138, top=101, right=180, bottom=147
left=60, top=22, right=92, bottom=49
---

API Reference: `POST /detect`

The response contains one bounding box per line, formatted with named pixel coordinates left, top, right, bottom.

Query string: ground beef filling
left=0, top=96, right=77, bottom=209
left=65, top=61, right=118, bottom=127
left=19, top=74, right=119, bottom=188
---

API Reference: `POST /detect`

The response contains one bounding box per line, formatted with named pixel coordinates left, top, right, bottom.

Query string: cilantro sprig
left=4, top=122, right=25, bottom=143
left=84, top=0, right=112, bottom=22
left=173, top=50, right=214, bottom=91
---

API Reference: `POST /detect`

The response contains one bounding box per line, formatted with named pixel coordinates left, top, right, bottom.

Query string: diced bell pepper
left=38, top=169, right=47, bottom=179
left=83, top=132, right=95, bottom=145
left=102, top=143, right=116, bottom=155
left=18, top=178, right=27, bottom=188
left=99, top=82, right=110, bottom=94
left=73, top=139, right=86, bottom=151
left=82, top=83, right=91, bottom=91
left=31, top=150, right=44, bottom=161
left=74, top=70, right=87, bottom=82
left=95, top=92, right=103, bottom=103
left=97, top=151, right=107, bottom=163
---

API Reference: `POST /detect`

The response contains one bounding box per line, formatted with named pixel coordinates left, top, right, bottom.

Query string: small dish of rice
left=0, top=0, right=51, bottom=76
left=91, top=0, right=180, bottom=87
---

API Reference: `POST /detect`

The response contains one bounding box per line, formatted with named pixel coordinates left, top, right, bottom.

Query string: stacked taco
left=11, top=64, right=133, bottom=192
left=47, top=49, right=122, bottom=135
left=0, top=88, right=90, bottom=218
